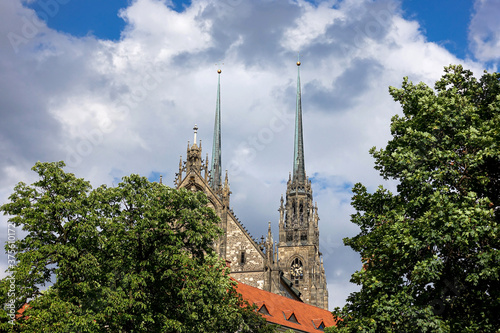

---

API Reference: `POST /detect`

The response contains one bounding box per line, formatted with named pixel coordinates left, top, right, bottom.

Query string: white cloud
left=0, top=0, right=490, bottom=310
left=469, top=0, right=500, bottom=65
left=118, top=0, right=213, bottom=61
left=281, top=0, right=343, bottom=51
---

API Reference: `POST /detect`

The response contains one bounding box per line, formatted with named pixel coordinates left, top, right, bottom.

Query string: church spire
left=211, top=69, right=222, bottom=191
left=277, top=58, right=328, bottom=310
left=293, top=58, right=306, bottom=183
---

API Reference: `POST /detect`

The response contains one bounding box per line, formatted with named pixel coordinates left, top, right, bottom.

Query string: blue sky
left=401, top=0, right=474, bottom=59
left=1, top=0, right=499, bottom=309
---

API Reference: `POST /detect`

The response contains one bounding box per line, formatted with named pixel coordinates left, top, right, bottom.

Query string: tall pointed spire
left=293, top=57, right=306, bottom=183
left=211, top=69, right=222, bottom=191
left=277, top=57, right=328, bottom=310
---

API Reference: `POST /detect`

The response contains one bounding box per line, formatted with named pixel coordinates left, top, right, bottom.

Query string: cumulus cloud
left=469, top=0, right=500, bottom=64
left=0, top=0, right=488, bottom=308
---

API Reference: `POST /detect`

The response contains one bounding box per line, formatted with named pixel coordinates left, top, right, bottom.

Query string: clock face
left=290, top=263, right=303, bottom=278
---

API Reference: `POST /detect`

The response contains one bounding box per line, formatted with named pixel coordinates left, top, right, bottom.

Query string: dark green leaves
left=329, top=66, right=500, bottom=333
left=0, top=162, right=273, bottom=332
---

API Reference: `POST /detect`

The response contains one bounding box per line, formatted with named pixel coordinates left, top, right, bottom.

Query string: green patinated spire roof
left=293, top=57, right=306, bottom=183
left=211, top=69, right=222, bottom=191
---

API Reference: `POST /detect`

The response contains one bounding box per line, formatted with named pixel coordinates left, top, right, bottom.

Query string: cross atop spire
left=210, top=69, right=222, bottom=191
left=293, top=56, right=306, bottom=183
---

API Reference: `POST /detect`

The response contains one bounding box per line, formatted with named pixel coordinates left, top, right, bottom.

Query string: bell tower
left=277, top=59, right=328, bottom=309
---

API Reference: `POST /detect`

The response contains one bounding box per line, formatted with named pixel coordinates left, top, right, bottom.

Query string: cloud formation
left=468, top=0, right=500, bottom=64
left=0, top=0, right=488, bottom=308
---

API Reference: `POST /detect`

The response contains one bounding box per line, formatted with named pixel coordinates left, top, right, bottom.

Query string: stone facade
left=175, top=138, right=281, bottom=290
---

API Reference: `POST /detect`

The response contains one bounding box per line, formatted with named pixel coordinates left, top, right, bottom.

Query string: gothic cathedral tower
left=277, top=60, right=328, bottom=310
left=175, top=64, right=328, bottom=308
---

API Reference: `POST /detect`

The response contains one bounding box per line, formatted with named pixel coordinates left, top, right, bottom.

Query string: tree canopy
left=0, top=161, right=274, bottom=332
left=329, top=65, right=500, bottom=332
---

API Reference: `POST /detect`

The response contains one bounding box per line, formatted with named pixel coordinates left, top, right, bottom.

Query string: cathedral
left=172, top=61, right=329, bottom=310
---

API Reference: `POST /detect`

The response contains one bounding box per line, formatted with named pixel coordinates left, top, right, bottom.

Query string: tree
left=328, top=65, right=500, bottom=332
left=0, top=161, right=275, bottom=332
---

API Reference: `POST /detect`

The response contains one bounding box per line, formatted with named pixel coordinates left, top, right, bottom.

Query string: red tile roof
left=235, top=281, right=338, bottom=332
left=16, top=303, right=30, bottom=319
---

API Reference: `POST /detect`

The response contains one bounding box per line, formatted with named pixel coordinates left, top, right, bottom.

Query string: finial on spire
left=193, top=124, right=198, bottom=145
left=297, top=52, right=301, bottom=66
left=178, top=156, right=183, bottom=182
left=216, top=61, right=223, bottom=75
left=266, top=221, right=273, bottom=245
left=204, top=153, right=209, bottom=181
left=224, top=170, right=229, bottom=190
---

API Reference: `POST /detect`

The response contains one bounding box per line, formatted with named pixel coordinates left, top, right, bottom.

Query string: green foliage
left=0, top=162, right=274, bottom=332
left=329, top=65, right=500, bottom=333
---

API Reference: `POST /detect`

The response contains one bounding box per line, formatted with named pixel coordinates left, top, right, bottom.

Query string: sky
left=1, top=0, right=499, bottom=310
